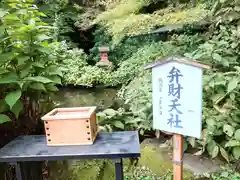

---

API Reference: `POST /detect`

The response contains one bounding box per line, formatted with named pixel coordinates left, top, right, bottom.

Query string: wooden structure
left=41, top=106, right=97, bottom=146
left=145, top=56, right=210, bottom=180
left=0, top=131, right=140, bottom=180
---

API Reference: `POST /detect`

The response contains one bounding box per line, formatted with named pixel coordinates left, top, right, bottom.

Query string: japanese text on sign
left=167, top=67, right=183, bottom=129
left=151, top=59, right=205, bottom=138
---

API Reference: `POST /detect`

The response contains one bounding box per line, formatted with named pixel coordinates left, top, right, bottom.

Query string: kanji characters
left=167, top=66, right=183, bottom=84
left=168, top=83, right=183, bottom=99
left=167, top=66, right=183, bottom=129
left=167, top=114, right=183, bottom=128
left=168, top=99, right=182, bottom=114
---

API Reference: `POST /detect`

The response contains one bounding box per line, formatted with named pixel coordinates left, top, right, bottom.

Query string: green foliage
left=95, top=0, right=149, bottom=22
left=184, top=25, right=240, bottom=162
left=40, top=0, right=81, bottom=43
left=211, top=167, right=240, bottom=180
left=5, top=90, right=21, bottom=109
left=97, top=108, right=144, bottom=132
left=114, top=33, right=202, bottom=84
left=124, top=167, right=173, bottom=180
left=74, top=66, right=113, bottom=87
left=87, top=0, right=240, bottom=162
left=0, top=114, right=11, bottom=124
left=111, top=36, right=157, bottom=64
left=95, top=1, right=209, bottom=43
left=51, top=41, right=88, bottom=83
left=95, top=35, right=201, bottom=133
left=89, top=26, right=112, bottom=62
left=112, top=40, right=185, bottom=85
left=0, top=0, right=62, bottom=123
left=93, top=23, right=239, bottom=161
left=53, top=41, right=114, bottom=87
left=89, top=26, right=159, bottom=66
left=212, top=0, right=240, bottom=25
left=74, top=6, right=102, bottom=31
left=48, top=159, right=115, bottom=180
left=117, top=73, right=153, bottom=133
left=0, top=0, right=237, bottom=164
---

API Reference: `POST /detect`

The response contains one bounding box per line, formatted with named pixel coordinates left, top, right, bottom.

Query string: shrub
left=184, top=25, right=240, bottom=162
left=0, top=0, right=62, bottom=123
left=52, top=41, right=115, bottom=87
left=95, top=0, right=149, bottom=22
left=113, top=37, right=191, bottom=85
left=75, top=66, right=114, bottom=87
left=89, top=26, right=160, bottom=66
left=51, top=41, right=88, bottom=84
left=95, top=2, right=209, bottom=43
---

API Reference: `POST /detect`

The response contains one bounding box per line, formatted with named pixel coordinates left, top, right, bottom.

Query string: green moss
left=48, top=159, right=116, bottom=180
left=48, top=160, right=104, bottom=180
left=139, top=145, right=193, bottom=179
left=100, top=160, right=116, bottom=180
left=138, top=145, right=172, bottom=176
left=70, top=159, right=104, bottom=180
left=48, top=144, right=195, bottom=180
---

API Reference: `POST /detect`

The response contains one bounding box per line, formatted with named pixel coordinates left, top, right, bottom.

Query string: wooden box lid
left=41, top=107, right=97, bottom=121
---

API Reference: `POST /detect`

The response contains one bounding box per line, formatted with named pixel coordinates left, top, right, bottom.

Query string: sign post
left=173, top=134, right=183, bottom=180
left=145, top=56, right=210, bottom=180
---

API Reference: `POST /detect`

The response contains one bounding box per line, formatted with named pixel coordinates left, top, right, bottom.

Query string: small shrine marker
left=96, top=46, right=113, bottom=68
left=145, top=56, right=210, bottom=180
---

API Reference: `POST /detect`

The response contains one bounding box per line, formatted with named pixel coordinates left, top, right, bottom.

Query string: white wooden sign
left=145, top=57, right=210, bottom=138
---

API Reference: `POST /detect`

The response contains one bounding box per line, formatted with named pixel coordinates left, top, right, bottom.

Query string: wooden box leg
left=15, top=162, right=43, bottom=180
left=113, top=159, right=123, bottom=180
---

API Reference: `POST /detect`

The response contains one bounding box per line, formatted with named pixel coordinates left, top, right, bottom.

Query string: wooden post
left=173, top=134, right=183, bottom=180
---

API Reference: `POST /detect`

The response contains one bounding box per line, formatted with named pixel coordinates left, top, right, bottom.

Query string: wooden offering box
left=41, top=107, right=98, bottom=146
